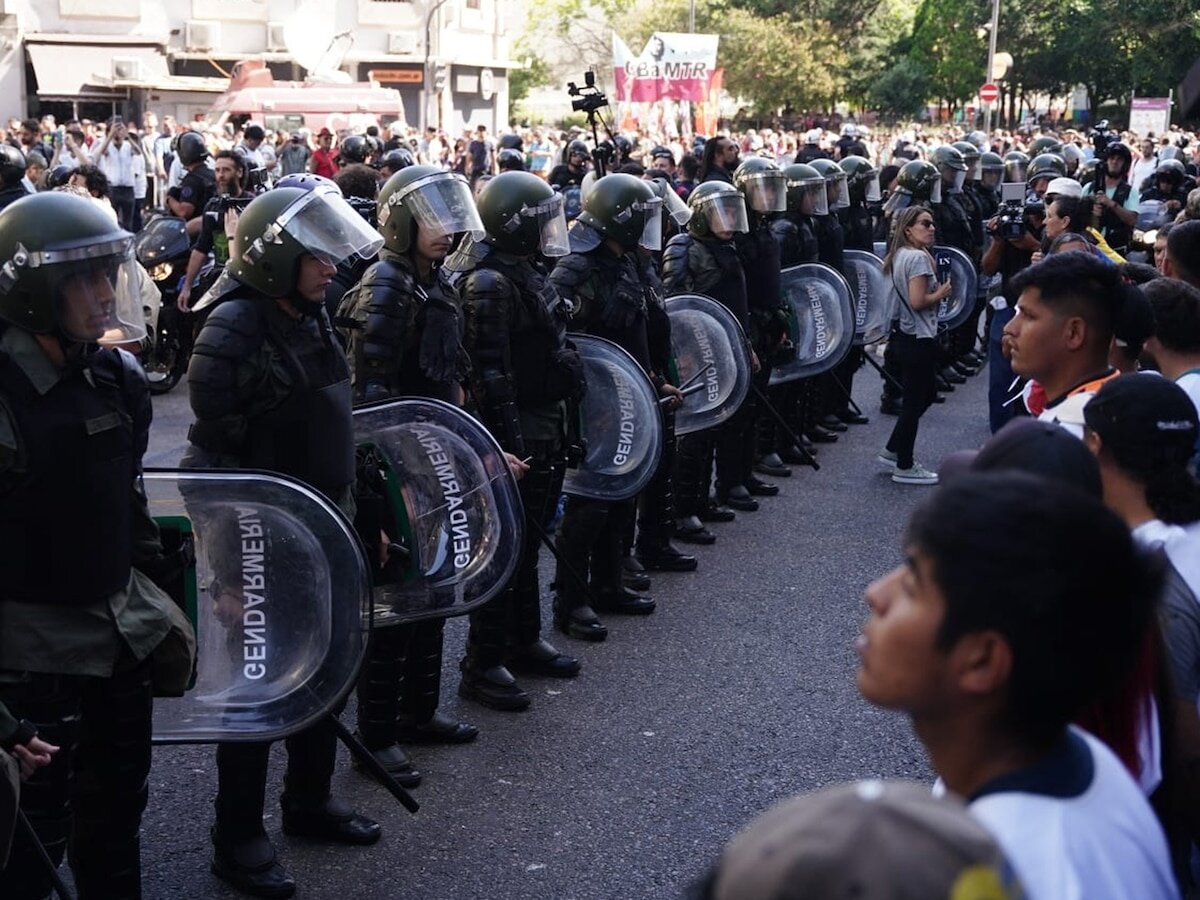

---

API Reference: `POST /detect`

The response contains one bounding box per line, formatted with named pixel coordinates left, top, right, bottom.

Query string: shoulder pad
left=360, top=257, right=416, bottom=294
left=443, top=235, right=492, bottom=274
left=661, top=234, right=694, bottom=288
left=192, top=297, right=268, bottom=362
left=461, top=266, right=517, bottom=301
left=770, top=217, right=798, bottom=237
left=547, top=252, right=593, bottom=299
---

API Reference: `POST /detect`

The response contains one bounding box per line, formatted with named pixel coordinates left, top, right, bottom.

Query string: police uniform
left=0, top=328, right=177, bottom=899
left=337, top=245, right=479, bottom=765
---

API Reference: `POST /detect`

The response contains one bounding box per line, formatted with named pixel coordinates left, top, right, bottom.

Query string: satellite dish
left=283, top=1, right=354, bottom=81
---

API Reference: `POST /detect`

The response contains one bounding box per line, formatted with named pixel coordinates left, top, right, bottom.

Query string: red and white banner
left=612, top=32, right=719, bottom=103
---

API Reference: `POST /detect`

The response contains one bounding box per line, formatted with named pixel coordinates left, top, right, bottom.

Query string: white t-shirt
left=968, top=727, right=1177, bottom=900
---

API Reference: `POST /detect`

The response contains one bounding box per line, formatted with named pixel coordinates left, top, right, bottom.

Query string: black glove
left=419, top=295, right=464, bottom=385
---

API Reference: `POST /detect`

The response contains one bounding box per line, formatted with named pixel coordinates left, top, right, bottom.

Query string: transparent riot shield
left=665, top=293, right=753, bottom=436
left=933, top=245, right=978, bottom=330
left=147, top=470, right=371, bottom=744
left=769, top=263, right=856, bottom=385
left=562, top=334, right=665, bottom=501
left=844, top=249, right=895, bottom=346
left=352, top=398, right=524, bottom=627
left=873, top=240, right=887, bottom=258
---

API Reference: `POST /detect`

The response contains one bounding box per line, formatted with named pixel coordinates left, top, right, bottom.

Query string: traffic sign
left=979, top=82, right=1000, bottom=104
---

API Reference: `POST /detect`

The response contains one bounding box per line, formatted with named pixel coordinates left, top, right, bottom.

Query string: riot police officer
left=662, top=181, right=752, bottom=544
left=929, top=145, right=976, bottom=387
left=0, top=145, right=28, bottom=212
left=551, top=174, right=678, bottom=636
left=0, top=192, right=181, bottom=898
left=732, top=157, right=790, bottom=487
left=443, top=172, right=589, bottom=680
left=838, top=155, right=882, bottom=252
left=337, top=166, right=484, bottom=782
left=183, top=184, right=386, bottom=898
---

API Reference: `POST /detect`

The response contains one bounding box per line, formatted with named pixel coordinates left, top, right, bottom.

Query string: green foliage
left=509, top=47, right=553, bottom=108
left=868, top=57, right=931, bottom=119
left=908, top=0, right=989, bottom=106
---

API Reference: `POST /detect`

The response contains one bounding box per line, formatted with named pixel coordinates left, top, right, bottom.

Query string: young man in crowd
left=857, top=471, right=1178, bottom=899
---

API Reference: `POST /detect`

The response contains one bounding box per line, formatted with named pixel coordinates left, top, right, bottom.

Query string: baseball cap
left=711, top=780, right=1023, bottom=900
left=1045, top=177, right=1082, bottom=199
left=318, top=127, right=333, bottom=138
left=940, top=417, right=1101, bottom=497
left=1083, top=372, right=1199, bottom=467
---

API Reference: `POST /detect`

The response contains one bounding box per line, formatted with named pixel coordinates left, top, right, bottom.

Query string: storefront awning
left=26, top=42, right=169, bottom=98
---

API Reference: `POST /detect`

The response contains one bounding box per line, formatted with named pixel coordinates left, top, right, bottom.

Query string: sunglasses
left=913, top=219, right=935, bottom=228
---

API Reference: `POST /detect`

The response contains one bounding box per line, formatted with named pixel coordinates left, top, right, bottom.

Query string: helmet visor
left=742, top=172, right=787, bottom=213
left=827, top=173, right=850, bottom=209
left=658, top=183, right=692, bottom=226
left=791, top=179, right=828, bottom=216
left=929, top=179, right=943, bottom=205
left=701, top=194, right=749, bottom=235
left=864, top=174, right=882, bottom=203
left=521, top=192, right=570, bottom=258
left=631, top=196, right=664, bottom=250
left=386, top=173, right=485, bottom=245
left=965, top=158, right=982, bottom=180
left=981, top=166, right=1003, bottom=189
left=1004, top=160, right=1028, bottom=183
left=948, top=170, right=966, bottom=192
left=279, top=185, right=385, bottom=266
left=882, top=190, right=912, bottom=216
left=46, top=244, right=147, bottom=344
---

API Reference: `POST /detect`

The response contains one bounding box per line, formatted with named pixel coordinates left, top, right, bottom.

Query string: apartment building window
left=465, top=0, right=480, bottom=7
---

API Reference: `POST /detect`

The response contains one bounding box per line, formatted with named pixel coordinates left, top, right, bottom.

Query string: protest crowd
left=3, top=97, right=1200, bottom=900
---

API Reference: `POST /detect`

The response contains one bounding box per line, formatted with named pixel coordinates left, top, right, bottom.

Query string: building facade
left=0, top=0, right=521, bottom=133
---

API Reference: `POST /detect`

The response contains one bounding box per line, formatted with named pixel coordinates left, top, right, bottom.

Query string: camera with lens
left=995, top=182, right=1027, bottom=240
left=567, top=70, right=609, bottom=114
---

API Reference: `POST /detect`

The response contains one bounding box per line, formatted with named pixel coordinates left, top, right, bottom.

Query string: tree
left=908, top=0, right=989, bottom=110
left=868, top=57, right=931, bottom=119
left=508, top=44, right=553, bottom=111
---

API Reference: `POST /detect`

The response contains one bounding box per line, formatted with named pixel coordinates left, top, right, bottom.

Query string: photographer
left=177, top=150, right=249, bottom=312
left=94, top=117, right=144, bottom=232
left=981, top=170, right=1043, bottom=433
left=1085, top=143, right=1139, bottom=256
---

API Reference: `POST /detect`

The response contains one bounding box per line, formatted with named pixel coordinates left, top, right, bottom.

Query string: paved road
left=137, top=363, right=990, bottom=899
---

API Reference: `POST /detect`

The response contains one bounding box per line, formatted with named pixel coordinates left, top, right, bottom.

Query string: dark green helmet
left=0, top=192, right=143, bottom=343
left=896, top=160, right=940, bottom=200
left=1003, top=151, right=1030, bottom=183
left=932, top=145, right=967, bottom=172
left=1079, top=158, right=1099, bottom=186
left=782, top=163, right=828, bottom=217
left=966, top=130, right=989, bottom=150
left=809, top=158, right=849, bottom=208
left=980, top=151, right=1004, bottom=188
left=733, top=156, right=786, bottom=213
left=1029, top=136, right=1062, bottom=157
left=952, top=141, right=981, bottom=178
left=686, top=181, right=749, bottom=239
left=1026, top=153, right=1066, bottom=187
left=839, top=155, right=881, bottom=202
left=230, top=184, right=384, bottom=298
left=476, top=171, right=569, bottom=257
left=378, top=164, right=483, bottom=255
left=577, top=173, right=663, bottom=250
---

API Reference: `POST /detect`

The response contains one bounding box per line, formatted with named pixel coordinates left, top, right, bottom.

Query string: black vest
left=0, top=345, right=134, bottom=604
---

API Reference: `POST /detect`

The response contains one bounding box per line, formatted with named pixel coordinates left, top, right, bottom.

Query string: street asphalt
left=136, top=356, right=991, bottom=899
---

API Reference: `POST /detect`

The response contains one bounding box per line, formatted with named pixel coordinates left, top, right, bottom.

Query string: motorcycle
left=135, top=215, right=195, bottom=394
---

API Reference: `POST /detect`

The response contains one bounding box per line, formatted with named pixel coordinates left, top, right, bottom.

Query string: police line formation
left=5, top=129, right=1118, bottom=899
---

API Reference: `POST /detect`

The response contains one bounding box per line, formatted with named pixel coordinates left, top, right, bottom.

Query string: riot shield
left=844, top=249, right=895, bottom=345
left=932, top=245, right=978, bottom=330
left=769, top=263, right=856, bottom=385
left=147, top=470, right=371, bottom=744
left=353, top=398, right=523, bottom=626
left=873, top=240, right=887, bottom=258
left=562, top=334, right=665, bottom=500
left=665, top=293, right=753, bottom=436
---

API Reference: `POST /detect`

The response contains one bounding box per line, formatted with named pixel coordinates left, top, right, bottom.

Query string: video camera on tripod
left=995, top=182, right=1029, bottom=240
left=566, top=71, right=615, bottom=177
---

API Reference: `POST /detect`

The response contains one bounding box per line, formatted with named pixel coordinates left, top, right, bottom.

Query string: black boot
left=718, top=484, right=759, bottom=512
left=635, top=541, right=698, bottom=572
left=508, top=638, right=582, bottom=678
left=280, top=795, right=382, bottom=845
left=553, top=601, right=608, bottom=641
left=622, top=553, right=653, bottom=592
left=674, top=514, right=717, bottom=545
left=211, top=829, right=296, bottom=900
left=457, top=661, right=532, bottom=710
left=395, top=711, right=479, bottom=745
left=355, top=625, right=420, bottom=782
left=744, top=475, right=779, bottom=497
left=593, top=585, right=657, bottom=615
left=755, top=451, right=792, bottom=477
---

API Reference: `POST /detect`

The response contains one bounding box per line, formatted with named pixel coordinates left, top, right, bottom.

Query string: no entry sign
left=979, top=83, right=1000, bottom=104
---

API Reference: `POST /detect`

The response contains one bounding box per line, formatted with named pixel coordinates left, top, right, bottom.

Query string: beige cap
left=712, top=780, right=1025, bottom=900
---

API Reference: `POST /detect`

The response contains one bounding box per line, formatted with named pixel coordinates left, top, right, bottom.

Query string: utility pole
left=983, top=0, right=1000, bottom=132
left=423, top=0, right=451, bottom=132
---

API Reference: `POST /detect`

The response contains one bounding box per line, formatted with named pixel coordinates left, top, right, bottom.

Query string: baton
left=861, top=348, right=905, bottom=393
left=524, top=510, right=610, bottom=613
left=675, top=364, right=711, bottom=393
left=330, top=717, right=420, bottom=814
left=659, top=381, right=706, bottom=407
left=750, top=382, right=820, bottom=471
left=17, top=810, right=74, bottom=900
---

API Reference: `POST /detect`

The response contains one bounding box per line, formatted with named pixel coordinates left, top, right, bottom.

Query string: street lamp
left=423, top=0, right=452, bottom=132
left=983, top=0, right=1000, bottom=132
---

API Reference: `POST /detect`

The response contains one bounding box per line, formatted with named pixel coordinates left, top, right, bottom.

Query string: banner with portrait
left=612, top=32, right=719, bottom=103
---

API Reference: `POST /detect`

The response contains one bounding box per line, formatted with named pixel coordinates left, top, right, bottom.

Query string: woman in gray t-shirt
left=879, top=206, right=953, bottom=484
